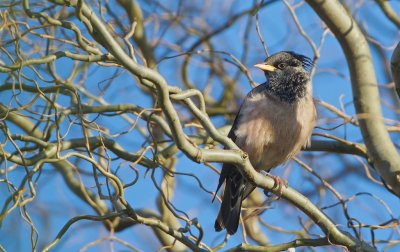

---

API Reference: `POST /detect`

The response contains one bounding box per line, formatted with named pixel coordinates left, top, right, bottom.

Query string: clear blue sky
left=1, top=0, right=400, bottom=251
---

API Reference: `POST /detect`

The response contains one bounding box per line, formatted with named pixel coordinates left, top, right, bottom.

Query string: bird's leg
left=263, top=173, right=288, bottom=199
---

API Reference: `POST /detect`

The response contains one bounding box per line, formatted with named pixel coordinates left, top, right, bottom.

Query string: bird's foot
left=263, top=174, right=288, bottom=199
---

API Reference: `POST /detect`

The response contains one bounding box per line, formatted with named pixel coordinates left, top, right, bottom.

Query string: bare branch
left=306, top=0, right=400, bottom=196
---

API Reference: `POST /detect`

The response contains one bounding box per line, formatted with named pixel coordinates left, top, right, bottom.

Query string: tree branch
left=227, top=237, right=330, bottom=252
left=58, top=1, right=377, bottom=250
left=376, top=0, right=400, bottom=29
left=306, top=0, right=400, bottom=196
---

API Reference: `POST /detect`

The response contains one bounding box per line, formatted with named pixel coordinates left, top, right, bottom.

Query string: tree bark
left=306, top=0, right=400, bottom=196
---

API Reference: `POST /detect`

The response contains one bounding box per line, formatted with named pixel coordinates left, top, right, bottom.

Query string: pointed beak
left=254, top=63, right=277, bottom=72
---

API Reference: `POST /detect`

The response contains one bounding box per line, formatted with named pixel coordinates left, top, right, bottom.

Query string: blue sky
left=1, top=0, right=400, bottom=251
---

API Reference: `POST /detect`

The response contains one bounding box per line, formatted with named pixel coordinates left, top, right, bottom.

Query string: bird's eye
left=277, top=63, right=287, bottom=69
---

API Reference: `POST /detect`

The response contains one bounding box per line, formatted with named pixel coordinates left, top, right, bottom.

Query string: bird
left=214, top=51, right=317, bottom=235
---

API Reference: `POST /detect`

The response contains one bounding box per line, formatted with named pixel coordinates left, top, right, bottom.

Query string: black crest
left=284, top=51, right=313, bottom=72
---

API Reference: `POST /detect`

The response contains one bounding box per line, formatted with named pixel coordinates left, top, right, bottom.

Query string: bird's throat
left=266, top=73, right=310, bottom=103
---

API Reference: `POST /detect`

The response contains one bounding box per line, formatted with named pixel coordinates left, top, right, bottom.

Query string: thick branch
left=116, top=0, right=156, bottom=68
left=306, top=0, right=400, bottom=196
left=306, top=140, right=367, bottom=158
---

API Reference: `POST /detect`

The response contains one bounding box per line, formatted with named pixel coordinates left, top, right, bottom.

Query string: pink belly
left=233, top=95, right=315, bottom=171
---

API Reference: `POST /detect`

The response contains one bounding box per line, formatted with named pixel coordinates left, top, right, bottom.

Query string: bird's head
left=254, top=51, right=312, bottom=78
left=254, top=51, right=313, bottom=103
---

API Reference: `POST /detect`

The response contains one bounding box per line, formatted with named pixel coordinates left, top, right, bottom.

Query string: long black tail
left=214, top=165, right=255, bottom=234
left=214, top=110, right=255, bottom=234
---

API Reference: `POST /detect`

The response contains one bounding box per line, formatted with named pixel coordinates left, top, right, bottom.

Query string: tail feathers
left=214, top=169, right=246, bottom=235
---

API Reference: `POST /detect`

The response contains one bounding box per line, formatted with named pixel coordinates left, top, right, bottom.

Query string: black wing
left=213, top=85, right=266, bottom=234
